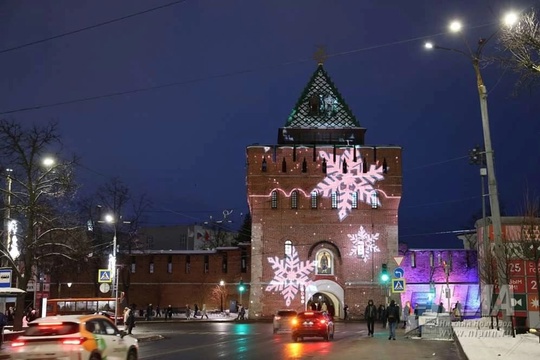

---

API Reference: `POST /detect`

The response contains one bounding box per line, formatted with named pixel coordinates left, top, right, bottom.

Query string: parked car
left=291, top=311, right=335, bottom=342
left=10, top=314, right=138, bottom=360
left=273, top=309, right=298, bottom=333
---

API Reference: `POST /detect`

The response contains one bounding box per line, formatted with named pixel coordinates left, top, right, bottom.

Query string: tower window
left=371, top=191, right=379, bottom=209
left=352, top=191, right=358, bottom=209
left=291, top=191, right=298, bottom=209
left=204, top=255, right=209, bottom=273
left=331, top=192, right=338, bottom=209
left=241, top=250, right=247, bottom=273
left=261, top=158, right=267, bottom=172
left=311, top=190, right=318, bottom=209
left=167, top=255, right=173, bottom=273
left=222, top=253, right=228, bottom=273
left=130, top=256, right=136, bottom=273
left=185, top=255, right=191, bottom=274
left=149, top=258, right=154, bottom=274
left=271, top=190, right=278, bottom=209
left=285, top=240, right=292, bottom=257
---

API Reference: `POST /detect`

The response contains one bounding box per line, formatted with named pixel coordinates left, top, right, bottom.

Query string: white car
left=273, top=309, right=298, bottom=333
left=11, top=314, right=139, bottom=360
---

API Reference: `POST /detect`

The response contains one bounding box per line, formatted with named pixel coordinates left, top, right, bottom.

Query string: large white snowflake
left=314, top=149, right=385, bottom=221
left=348, top=226, right=381, bottom=262
left=266, top=246, right=315, bottom=306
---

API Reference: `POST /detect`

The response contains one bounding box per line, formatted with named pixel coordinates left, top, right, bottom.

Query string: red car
left=291, top=311, right=335, bottom=342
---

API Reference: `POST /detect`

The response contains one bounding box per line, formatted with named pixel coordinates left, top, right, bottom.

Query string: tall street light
left=424, top=13, right=518, bottom=304
left=219, top=280, right=225, bottom=312
left=104, top=214, right=119, bottom=326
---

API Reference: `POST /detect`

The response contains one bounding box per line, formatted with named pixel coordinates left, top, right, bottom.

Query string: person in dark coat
left=364, top=299, right=377, bottom=337
left=386, top=300, right=400, bottom=340
left=125, top=307, right=136, bottom=335
left=380, top=305, right=388, bottom=328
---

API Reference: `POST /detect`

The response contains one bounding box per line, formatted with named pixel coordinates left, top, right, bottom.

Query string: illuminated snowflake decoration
left=314, top=149, right=385, bottom=221
left=266, top=246, right=315, bottom=306
left=348, top=226, right=380, bottom=263
left=531, top=297, right=539, bottom=309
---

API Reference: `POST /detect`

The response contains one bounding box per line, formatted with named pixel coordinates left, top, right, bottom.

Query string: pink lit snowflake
left=315, top=149, right=384, bottom=221
left=266, top=246, right=315, bottom=306
left=348, top=226, right=380, bottom=262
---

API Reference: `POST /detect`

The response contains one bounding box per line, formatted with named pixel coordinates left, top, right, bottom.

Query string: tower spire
left=313, top=46, right=327, bottom=65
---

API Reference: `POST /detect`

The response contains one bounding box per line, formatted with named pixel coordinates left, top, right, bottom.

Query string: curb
left=134, top=335, right=165, bottom=343
left=452, top=328, right=469, bottom=360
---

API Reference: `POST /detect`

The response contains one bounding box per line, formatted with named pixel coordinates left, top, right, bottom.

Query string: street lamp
left=424, top=12, right=518, bottom=297
left=219, top=280, right=225, bottom=312
left=104, top=214, right=119, bottom=326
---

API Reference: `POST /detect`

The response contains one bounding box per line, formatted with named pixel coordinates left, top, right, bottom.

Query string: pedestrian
left=123, top=307, right=131, bottom=327
left=321, top=302, right=328, bottom=313
left=343, top=304, right=349, bottom=320
left=402, top=301, right=411, bottom=329
left=194, top=304, right=199, bottom=319
left=166, top=305, right=173, bottom=320
left=156, top=305, right=161, bottom=317
left=125, top=307, right=136, bottom=335
left=186, top=304, right=191, bottom=320
left=386, top=300, right=400, bottom=340
left=437, top=302, right=445, bottom=314
left=239, top=304, right=246, bottom=320
left=236, top=304, right=243, bottom=320
left=200, top=304, right=209, bottom=319
left=364, top=299, right=377, bottom=337
left=380, top=305, right=388, bottom=329
left=146, top=303, right=153, bottom=321
left=25, top=307, right=37, bottom=323
left=453, top=301, right=462, bottom=321
left=6, top=307, right=14, bottom=326
left=0, top=310, right=7, bottom=349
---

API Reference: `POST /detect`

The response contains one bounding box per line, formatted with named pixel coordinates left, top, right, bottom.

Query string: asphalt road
left=135, top=321, right=465, bottom=360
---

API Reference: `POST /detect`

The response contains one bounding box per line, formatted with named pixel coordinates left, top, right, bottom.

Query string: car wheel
left=324, top=331, right=329, bottom=341
left=127, top=349, right=138, bottom=360
left=330, top=330, right=334, bottom=340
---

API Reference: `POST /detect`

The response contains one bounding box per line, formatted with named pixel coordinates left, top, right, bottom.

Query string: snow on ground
left=453, top=319, right=540, bottom=360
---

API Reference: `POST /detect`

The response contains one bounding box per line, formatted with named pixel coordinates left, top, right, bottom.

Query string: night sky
left=1, top=0, right=539, bottom=249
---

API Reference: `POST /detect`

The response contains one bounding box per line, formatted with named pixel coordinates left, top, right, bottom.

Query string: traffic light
left=380, top=264, right=390, bottom=284
left=238, top=280, right=245, bottom=293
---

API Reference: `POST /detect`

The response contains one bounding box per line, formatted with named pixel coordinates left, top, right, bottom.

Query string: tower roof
left=278, top=63, right=366, bottom=145
left=285, top=64, right=360, bottom=128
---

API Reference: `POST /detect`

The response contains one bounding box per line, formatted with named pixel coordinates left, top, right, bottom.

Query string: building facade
left=246, top=62, right=403, bottom=318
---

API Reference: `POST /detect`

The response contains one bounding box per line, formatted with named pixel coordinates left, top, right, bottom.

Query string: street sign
left=392, top=279, right=406, bottom=293
left=0, top=269, right=12, bottom=288
left=510, top=294, right=527, bottom=311
left=99, top=283, right=111, bottom=293
left=98, top=269, right=112, bottom=283
left=393, top=256, right=404, bottom=266
left=393, top=267, right=404, bottom=279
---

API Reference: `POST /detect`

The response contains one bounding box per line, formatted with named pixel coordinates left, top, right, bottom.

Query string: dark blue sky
left=1, top=0, right=539, bottom=249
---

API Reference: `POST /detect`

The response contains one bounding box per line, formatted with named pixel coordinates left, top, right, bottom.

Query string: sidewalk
left=452, top=319, right=540, bottom=360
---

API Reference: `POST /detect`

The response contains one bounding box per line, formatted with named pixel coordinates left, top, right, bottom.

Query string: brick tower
left=246, top=58, right=403, bottom=319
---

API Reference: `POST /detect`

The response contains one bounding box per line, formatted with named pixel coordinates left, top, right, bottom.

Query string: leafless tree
left=0, top=119, right=80, bottom=330
left=498, top=8, right=540, bottom=90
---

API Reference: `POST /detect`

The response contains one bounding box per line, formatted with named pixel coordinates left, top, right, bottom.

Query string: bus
left=45, top=298, right=122, bottom=323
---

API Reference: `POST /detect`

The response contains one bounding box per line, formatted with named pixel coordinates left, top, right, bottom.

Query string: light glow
left=425, top=42, right=434, bottom=49
left=449, top=21, right=462, bottom=32
left=503, top=12, right=518, bottom=27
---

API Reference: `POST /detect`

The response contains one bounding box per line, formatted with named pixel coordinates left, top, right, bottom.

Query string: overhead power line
left=0, top=0, right=188, bottom=55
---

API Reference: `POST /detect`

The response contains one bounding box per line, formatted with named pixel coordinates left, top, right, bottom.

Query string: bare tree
left=0, top=120, right=79, bottom=330
left=498, top=8, right=540, bottom=90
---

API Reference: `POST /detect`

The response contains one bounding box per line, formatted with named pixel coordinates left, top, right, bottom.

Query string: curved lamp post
left=424, top=13, right=518, bottom=304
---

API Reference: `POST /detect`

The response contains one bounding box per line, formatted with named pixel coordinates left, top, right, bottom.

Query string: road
left=135, top=321, right=465, bottom=360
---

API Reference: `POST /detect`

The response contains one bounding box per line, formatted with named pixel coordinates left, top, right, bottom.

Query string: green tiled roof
left=285, top=65, right=360, bottom=128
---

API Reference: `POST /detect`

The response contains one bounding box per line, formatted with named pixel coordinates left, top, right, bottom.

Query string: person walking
left=200, top=304, right=209, bottom=319
left=380, top=305, right=388, bottom=329
left=186, top=304, right=192, bottom=320
left=125, top=306, right=136, bottom=335
left=343, top=304, right=349, bottom=320
left=437, top=302, right=445, bottom=314
left=364, top=300, right=377, bottom=337
left=146, top=304, right=153, bottom=321
left=387, top=300, right=400, bottom=340
left=402, top=301, right=411, bottom=329
left=194, top=304, right=199, bottom=319
left=0, top=311, right=7, bottom=349
left=166, top=305, right=173, bottom=320
left=156, top=305, right=161, bottom=317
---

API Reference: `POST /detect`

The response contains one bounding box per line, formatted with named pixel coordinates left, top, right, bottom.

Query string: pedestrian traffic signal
left=238, top=280, right=245, bottom=293
left=380, top=264, right=390, bottom=284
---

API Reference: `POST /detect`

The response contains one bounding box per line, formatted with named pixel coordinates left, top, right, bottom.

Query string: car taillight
left=62, top=337, right=87, bottom=345
left=291, top=318, right=298, bottom=326
left=319, top=319, right=327, bottom=324
left=12, top=340, right=25, bottom=348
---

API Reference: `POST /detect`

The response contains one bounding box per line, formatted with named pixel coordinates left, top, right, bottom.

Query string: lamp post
left=219, top=280, right=225, bottom=312
left=2, top=168, right=13, bottom=268
left=424, top=13, right=518, bottom=308
left=104, top=214, right=119, bottom=326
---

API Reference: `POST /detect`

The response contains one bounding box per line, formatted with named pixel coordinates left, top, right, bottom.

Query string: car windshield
left=277, top=311, right=297, bottom=317
left=25, top=322, right=80, bottom=336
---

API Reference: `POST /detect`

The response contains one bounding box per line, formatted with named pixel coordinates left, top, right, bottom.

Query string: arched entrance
left=305, top=280, right=344, bottom=318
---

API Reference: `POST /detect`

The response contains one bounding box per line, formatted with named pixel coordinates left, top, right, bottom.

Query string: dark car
left=273, top=309, right=297, bottom=333
left=95, top=310, right=124, bottom=325
left=291, top=311, right=335, bottom=342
